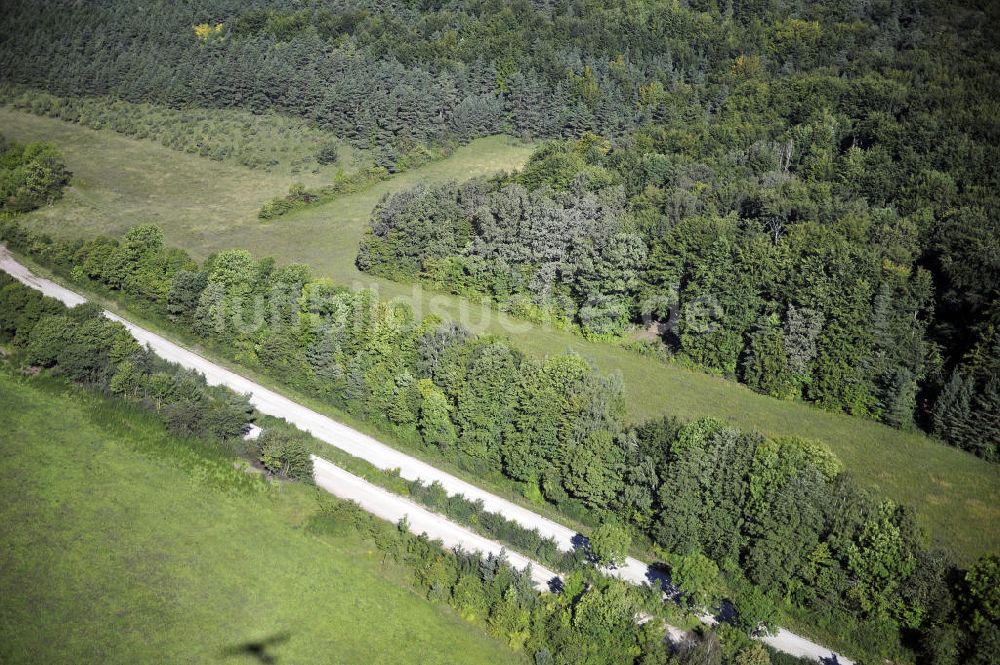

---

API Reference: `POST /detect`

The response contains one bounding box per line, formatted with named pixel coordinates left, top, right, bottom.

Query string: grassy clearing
left=2, top=108, right=997, bottom=562
left=1, top=86, right=362, bottom=177
left=0, top=107, right=533, bottom=272
left=0, top=370, right=523, bottom=665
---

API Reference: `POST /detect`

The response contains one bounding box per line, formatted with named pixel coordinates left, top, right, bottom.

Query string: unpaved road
left=0, top=247, right=853, bottom=664
left=0, top=247, right=557, bottom=588
left=311, top=456, right=557, bottom=587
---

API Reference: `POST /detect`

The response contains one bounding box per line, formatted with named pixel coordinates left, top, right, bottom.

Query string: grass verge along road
left=0, top=371, right=524, bottom=665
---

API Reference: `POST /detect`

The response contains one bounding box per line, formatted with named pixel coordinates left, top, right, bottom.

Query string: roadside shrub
left=25, top=314, right=76, bottom=367
left=589, top=521, right=631, bottom=568
left=258, top=429, right=314, bottom=482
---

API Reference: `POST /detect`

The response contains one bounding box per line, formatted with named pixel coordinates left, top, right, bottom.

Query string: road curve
left=0, top=247, right=854, bottom=664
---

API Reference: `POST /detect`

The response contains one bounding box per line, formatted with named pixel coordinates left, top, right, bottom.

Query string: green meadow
left=0, top=369, right=523, bottom=665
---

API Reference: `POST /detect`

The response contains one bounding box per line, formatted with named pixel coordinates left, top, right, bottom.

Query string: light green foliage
left=25, top=314, right=76, bottom=366
left=417, top=378, right=457, bottom=449
left=733, top=643, right=771, bottom=665
left=964, top=555, right=1000, bottom=634
left=109, top=359, right=144, bottom=398
left=257, top=428, right=314, bottom=482
left=670, top=551, right=721, bottom=608
left=570, top=580, right=637, bottom=652
left=729, top=583, right=778, bottom=636
left=589, top=521, right=632, bottom=567
left=207, top=249, right=257, bottom=291
left=748, top=437, right=842, bottom=509
left=0, top=133, right=70, bottom=212
left=515, top=135, right=619, bottom=192
left=845, top=501, right=917, bottom=622
left=455, top=340, right=519, bottom=464
left=767, top=18, right=822, bottom=68
left=488, top=586, right=530, bottom=650
left=500, top=357, right=560, bottom=484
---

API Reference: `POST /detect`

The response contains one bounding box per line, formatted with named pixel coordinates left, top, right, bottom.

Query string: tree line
left=0, top=0, right=735, bottom=148
left=0, top=268, right=313, bottom=483
left=5, top=0, right=990, bottom=159
left=2, top=219, right=995, bottom=664
left=306, top=490, right=779, bottom=665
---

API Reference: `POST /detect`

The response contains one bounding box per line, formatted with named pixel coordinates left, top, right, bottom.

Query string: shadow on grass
left=220, top=632, right=291, bottom=664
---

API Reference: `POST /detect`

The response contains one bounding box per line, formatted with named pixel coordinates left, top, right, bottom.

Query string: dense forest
left=2, top=1, right=996, bottom=457
left=0, top=0, right=801, bottom=148
left=357, top=132, right=999, bottom=458
left=3, top=219, right=997, bottom=664
left=336, top=0, right=997, bottom=458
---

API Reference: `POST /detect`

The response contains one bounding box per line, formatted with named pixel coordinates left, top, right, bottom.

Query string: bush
left=0, top=134, right=71, bottom=212
left=316, top=141, right=339, bottom=165
left=730, top=582, right=778, bottom=635
left=671, top=551, right=722, bottom=608
left=589, top=521, right=631, bottom=567
left=25, top=314, right=76, bottom=367
left=258, top=429, right=314, bottom=482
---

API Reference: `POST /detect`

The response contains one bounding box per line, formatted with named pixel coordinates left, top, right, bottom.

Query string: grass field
left=1, top=86, right=363, bottom=178
left=0, top=107, right=534, bottom=268
left=0, top=371, right=523, bottom=665
left=1, top=108, right=997, bottom=562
